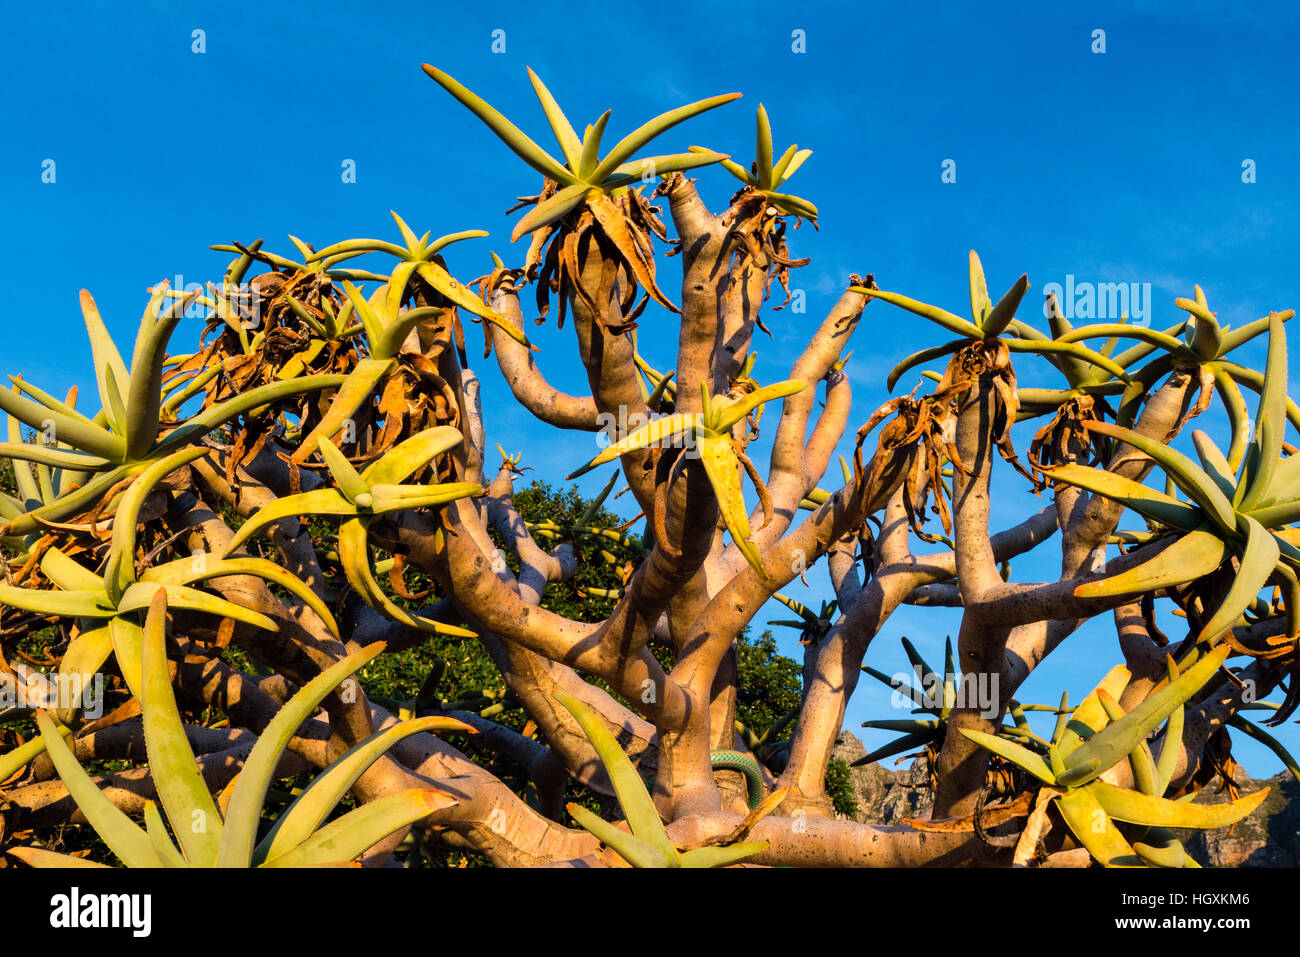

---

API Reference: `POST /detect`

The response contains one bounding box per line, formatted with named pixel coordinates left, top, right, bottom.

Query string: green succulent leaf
left=214, top=642, right=387, bottom=867
left=1132, top=827, right=1188, bottom=868
left=579, top=112, right=611, bottom=179
left=566, top=803, right=670, bottom=868
left=290, top=359, right=393, bottom=464
left=260, top=788, right=456, bottom=868
left=78, top=290, right=131, bottom=429
left=526, top=67, right=582, bottom=170
left=225, top=488, right=356, bottom=555
left=1154, top=659, right=1186, bottom=796
left=1239, top=312, right=1288, bottom=510
left=126, top=290, right=198, bottom=459
left=1047, top=464, right=1205, bottom=538
left=567, top=413, right=695, bottom=480
left=968, top=251, right=992, bottom=327
left=982, top=274, right=1030, bottom=338
left=0, top=583, right=116, bottom=619
left=586, top=92, right=741, bottom=185
left=118, top=582, right=278, bottom=633
left=1195, top=515, right=1279, bottom=643
left=696, top=432, right=765, bottom=577
left=959, top=729, right=1057, bottom=785
left=0, top=384, right=123, bottom=461
left=139, top=589, right=224, bottom=866
left=361, top=427, right=466, bottom=485
left=142, top=801, right=188, bottom=868
left=554, top=689, right=679, bottom=866
left=1219, top=309, right=1293, bottom=355
left=0, top=441, right=109, bottom=471
left=6, top=846, right=112, bottom=869
left=1227, top=714, right=1300, bottom=782
left=254, top=715, right=473, bottom=865
left=510, top=184, right=591, bottom=242
left=1058, top=665, right=1130, bottom=759
left=155, top=374, right=348, bottom=457
left=1089, top=779, right=1269, bottom=829
left=421, top=65, right=577, bottom=185
left=106, top=446, right=209, bottom=601
left=35, top=710, right=163, bottom=868
left=142, top=556, right=340, bottom=640
left=852, top=729, right=936, bottom=766
left=856, top=287, right=983, bottom=340
left=1084, top=421, right=1238, bottom=535
left=1054, top=785, right=1141, bottom=867
left=679, top=841, right=769, bottom=868
left=887, top=341, right=965, bottom=393
left=1073, top=527, right=1227, bottom=599
left=0, top=721, right=73, bottom=787
left=1059, top=644, right=1230, bottom=786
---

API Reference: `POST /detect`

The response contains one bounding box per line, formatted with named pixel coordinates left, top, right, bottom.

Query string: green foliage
left=0, top=456, right=13, bottom=500
left=824, top=757, right=859, bottom=819
left=735, top=630, right=801, bottom=735
left=510, top=479, right=643, bottom=622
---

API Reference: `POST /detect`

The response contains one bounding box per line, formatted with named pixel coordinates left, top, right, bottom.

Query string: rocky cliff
left=1177, top=771, right=1300, bottom=867
left=832, top=730, right=933, bottom=826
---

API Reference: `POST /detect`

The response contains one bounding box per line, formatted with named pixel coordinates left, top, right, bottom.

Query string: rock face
left=1179, top=771, right=1300, bottom=867
left=832, top=730, right=933, bottom=825
left=835, top=730, right=1300, bottom=866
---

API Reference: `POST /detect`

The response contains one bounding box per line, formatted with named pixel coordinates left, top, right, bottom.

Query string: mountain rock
left=1179, top=770, right=1300, bottom=867
left=832, top=730, right=933, bottom=825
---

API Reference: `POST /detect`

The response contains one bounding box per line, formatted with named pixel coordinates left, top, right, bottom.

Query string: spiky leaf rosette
left=227, top=429, right=481, bottom=636
left=425, top=65, right=739, bottom=327
left=568, top=379, right=805, bottom=578
left=961, top=647, right=1269, bottom=867
left=690, top=103, right=818, bottom=220
left=1044, top=312, right=1300, bottom=716
left=5, top=593, right=468, bottom=868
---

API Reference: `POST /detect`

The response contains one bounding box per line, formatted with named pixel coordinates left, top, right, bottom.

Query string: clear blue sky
left=3, top=1, right=1298, bottom=775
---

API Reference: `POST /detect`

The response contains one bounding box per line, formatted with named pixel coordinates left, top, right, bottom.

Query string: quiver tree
left=0, top=61, right=1294, bottom=869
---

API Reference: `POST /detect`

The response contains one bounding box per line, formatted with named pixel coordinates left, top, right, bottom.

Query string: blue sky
left=3, top=1, right=1299, bottom=774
